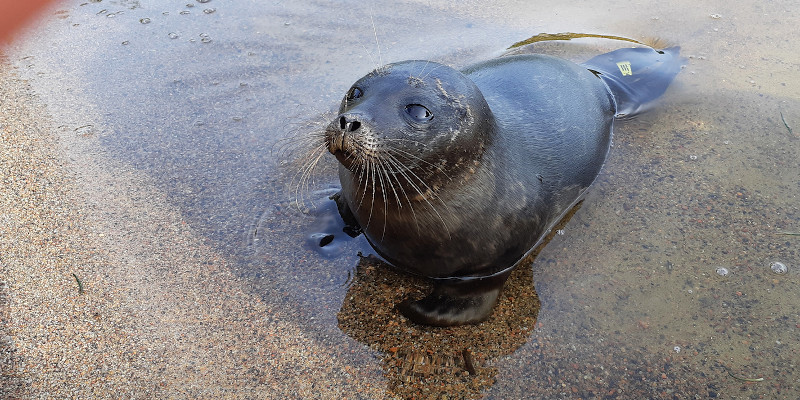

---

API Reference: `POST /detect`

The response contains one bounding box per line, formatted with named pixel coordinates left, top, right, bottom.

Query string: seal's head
left=325, top=61, right=494, bottom=192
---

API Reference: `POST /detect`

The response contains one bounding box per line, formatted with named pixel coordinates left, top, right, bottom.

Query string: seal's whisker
left=360, top=43, right=379, bottom=71
left=298, top=152, right=326, bottom=206
left=384, top=154, right=452, bottom=238
left=374, top=159, right=393, bottom=241
left=387, top=153, right=455, bottom=222
left=420, top=64, right=444, bottom=81
left=356, top=158, right=372, bottom=219
left=355, top=158, right=370, bottom=219
left=384, top=153, right=438, bottom=200
left=385, top=146, right=453, bottom=181
left=271, top=110, right=332, bottom=159
left=364, top=158, right=378, bottom=230
left=381, top=156, right=422, bottom=233
left=272, top=111, right=334, bottom=211
left=290, top=141, right=328, bottom=209
left=417, top=60, right=432, bottom=80
left=355, top=161, right=369, bottom=198
left=369, top=12, right=383, bottom=68
left=374, top=152, right=404, bottom=210
left=355, top=157, right=371, bottom=211
left=380, top=137, right=429, bottom=145
left=272, top=134, right=317, bottom=160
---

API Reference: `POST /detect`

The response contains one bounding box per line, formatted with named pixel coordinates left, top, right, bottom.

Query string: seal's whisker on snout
left=286, top=143, right=328, bottom=209
left=270, top=110, right=332, bottom=157
left=271, top=109, right=337, bottom=210
left=353, top=157, right=374, bottom=226
left=380, top=137, right=430, bottom=146
left=376, top=158, right=403, bottom=208
left=292, top=142, right=328, bottom=209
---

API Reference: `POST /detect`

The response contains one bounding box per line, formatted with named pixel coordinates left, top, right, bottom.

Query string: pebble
left=770, top=261, right=788, bottom=274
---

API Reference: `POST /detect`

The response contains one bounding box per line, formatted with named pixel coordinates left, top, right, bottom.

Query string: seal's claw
left=330, top=191, right=362, bottom=238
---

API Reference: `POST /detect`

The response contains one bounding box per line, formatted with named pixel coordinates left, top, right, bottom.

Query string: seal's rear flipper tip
left=583, top=46, right=685, bottom=119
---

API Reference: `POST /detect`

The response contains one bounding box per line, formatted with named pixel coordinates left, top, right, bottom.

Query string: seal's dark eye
left=346, top=87, right=363, bottom=101
left=405, top=104, right=433, bottom=122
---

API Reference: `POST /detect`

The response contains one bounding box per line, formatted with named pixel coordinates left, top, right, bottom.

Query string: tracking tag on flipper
left=616, top=61, right=633, bottom=76
left=582, top=47, right=684, bottom=118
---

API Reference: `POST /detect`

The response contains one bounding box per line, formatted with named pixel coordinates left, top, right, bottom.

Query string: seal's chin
left=327, top=141, right=357, bottom=170
left=330, top=149, right=353, bottom=169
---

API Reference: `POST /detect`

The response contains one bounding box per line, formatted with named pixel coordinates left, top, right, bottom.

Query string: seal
left=325, top=46, right=683, bottom=326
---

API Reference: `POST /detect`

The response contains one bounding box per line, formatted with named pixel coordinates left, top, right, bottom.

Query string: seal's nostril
left=339, top=116, right=361, bottom=132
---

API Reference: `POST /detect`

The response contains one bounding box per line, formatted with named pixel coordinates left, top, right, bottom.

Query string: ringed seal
left=325, top=46, right=683, bottom=326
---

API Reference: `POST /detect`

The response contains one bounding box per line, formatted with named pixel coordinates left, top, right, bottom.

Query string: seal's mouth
left=325, top=128, right=355, bottom=168
left=331, top=149, right=352, bottom=167
left=326, top=128, right=344, bottom=153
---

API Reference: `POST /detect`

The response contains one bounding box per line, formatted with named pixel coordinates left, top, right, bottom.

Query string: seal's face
left=325, top=61, right=492, bottom=195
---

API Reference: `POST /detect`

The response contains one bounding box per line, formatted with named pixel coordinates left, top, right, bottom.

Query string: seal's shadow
left=336, top=202, right=582, bottom=398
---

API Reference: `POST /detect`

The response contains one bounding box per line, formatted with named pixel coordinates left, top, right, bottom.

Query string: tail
left=582, top=46, right=684, bottom=119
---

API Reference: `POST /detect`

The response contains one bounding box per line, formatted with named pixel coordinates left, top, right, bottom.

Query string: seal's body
left=326, top=47, right=682, bottom=326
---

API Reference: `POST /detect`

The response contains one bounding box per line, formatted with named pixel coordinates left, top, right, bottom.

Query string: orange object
left=0, top=0, right=60, bottom=45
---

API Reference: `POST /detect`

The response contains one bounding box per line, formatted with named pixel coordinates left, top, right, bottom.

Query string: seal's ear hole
left=405, top=104, right=433, bottom=122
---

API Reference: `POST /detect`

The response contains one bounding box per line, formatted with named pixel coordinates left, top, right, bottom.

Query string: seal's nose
left=339, top=115, right=361, bottom=132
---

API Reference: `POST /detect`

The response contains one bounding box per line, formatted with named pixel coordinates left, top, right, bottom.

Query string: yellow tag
left=616, top=61, right=633, bottom=76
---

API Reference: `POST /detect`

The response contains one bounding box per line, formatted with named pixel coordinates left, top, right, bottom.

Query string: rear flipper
left=397, top=268, right=513, bottom=326
left=582, top=46, right=684, bottom=119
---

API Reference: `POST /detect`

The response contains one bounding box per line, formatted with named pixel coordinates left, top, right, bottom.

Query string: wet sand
left=0, top=63, right=385, bottom=399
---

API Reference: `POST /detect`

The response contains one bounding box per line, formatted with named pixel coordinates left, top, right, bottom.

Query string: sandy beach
left=0, top=62, right=386, bottom=399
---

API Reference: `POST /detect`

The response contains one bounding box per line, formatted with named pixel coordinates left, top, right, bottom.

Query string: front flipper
left=330, top=191, right=362, bottom=238
left=397, top=268, right=513, bottom=326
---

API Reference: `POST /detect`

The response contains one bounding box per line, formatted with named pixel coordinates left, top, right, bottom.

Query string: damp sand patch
left=0, top=61, right=384, bottom=399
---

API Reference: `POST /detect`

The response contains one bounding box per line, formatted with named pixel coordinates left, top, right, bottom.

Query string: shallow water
left=9, top=0, right=800, bottom=398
